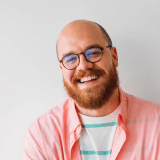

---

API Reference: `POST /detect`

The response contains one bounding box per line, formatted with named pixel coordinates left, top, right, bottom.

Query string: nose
left=76, top=53, right=94, bottom=71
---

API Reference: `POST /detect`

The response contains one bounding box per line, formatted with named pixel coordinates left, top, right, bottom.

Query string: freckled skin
left=57, top=20, right=120, bottom=117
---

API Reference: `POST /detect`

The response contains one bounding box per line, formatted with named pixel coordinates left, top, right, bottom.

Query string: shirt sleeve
left=22, top=122, right=46, bottom=160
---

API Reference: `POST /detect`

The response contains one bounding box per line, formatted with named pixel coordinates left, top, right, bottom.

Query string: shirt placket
left=109, top=117, right=126, bottom=160
left=70, top=125, right=82, bottom=160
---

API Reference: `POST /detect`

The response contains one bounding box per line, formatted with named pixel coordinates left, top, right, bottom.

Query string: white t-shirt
left=78, top=106, right=120, bottom=160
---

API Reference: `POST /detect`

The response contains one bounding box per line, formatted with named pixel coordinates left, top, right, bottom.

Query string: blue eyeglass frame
left=59, top=44, right=112, bottom=70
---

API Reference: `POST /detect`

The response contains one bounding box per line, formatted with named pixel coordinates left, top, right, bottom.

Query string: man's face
left=58, top=21, right=119, bottom=110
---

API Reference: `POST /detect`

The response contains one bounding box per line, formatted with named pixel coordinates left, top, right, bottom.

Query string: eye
left=92, top=51, right=101, bottom=56
left=86, top=48, right=101, bottom=58
left=64, top=55, right=77, bottom=63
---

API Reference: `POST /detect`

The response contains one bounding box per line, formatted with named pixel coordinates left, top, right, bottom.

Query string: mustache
left=71, top=68, right=105, bottom=83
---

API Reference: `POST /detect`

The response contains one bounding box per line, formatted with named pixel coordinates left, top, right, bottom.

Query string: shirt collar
left=68, top=98, right=81, bottom=133
left=118, top=87, right=128, bottom=124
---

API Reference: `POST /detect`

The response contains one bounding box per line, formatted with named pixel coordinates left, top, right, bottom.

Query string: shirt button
left=71, top=140, right=74, bottom=145
left=77, top=125, right=81, bottom=130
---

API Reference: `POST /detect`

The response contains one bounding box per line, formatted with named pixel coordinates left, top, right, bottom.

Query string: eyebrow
left=60, top=43, right=104, bottom=61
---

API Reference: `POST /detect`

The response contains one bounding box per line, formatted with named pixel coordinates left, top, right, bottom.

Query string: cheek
left=102, top=57, right=113, bottom=69
left=97, top=61, right=109, bottom=71
left=62, top=69, right=74, bottom=82
left=97, top=61, right=112, bottom=76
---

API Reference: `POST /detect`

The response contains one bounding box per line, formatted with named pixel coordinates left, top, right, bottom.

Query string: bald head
left=56, top=20, right=112, bottom=60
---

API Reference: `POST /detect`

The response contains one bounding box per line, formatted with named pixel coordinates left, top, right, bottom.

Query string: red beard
left=63, top=62, right=119, bottom=110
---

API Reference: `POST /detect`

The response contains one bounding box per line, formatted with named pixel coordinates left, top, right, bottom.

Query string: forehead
left=57, top=22, right=107, bottom=59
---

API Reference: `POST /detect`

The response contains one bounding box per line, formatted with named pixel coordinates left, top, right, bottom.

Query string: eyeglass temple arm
left=103, top=45, right=112, bottom=50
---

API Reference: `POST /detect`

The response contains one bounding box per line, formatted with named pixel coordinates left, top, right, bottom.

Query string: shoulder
left=28, top=98, right=73, bottom=131
left=124, top=91, right=160, bottom=117
left=125, top=91, right=160, bottom=108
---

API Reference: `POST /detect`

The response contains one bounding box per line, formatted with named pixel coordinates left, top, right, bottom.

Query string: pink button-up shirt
left=22, top=87, right=160, bottom=160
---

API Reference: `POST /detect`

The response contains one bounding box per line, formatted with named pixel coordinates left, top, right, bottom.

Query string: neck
left=75, top=87, right=120, bottom=117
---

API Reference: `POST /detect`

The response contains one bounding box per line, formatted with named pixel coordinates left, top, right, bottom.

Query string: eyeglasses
left=59, top=45, right=112, bottom=70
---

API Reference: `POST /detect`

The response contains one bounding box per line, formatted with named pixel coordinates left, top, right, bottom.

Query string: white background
left=0, top=0, right=160, bottom=159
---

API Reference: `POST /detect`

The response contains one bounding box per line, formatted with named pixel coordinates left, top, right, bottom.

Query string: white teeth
left=80, top=76, right=98, bottom=83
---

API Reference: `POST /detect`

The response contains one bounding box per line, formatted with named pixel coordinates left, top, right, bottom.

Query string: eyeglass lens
left=63, top=47, right=102, bottom=69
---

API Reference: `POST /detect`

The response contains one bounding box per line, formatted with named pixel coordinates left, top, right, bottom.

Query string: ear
left=111, top=47, right=118, bottom=67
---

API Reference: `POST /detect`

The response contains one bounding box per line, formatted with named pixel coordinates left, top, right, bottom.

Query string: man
left=23, top=20, right=160, bottom=160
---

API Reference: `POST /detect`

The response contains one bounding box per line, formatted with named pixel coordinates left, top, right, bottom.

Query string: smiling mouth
left=79, top=75, right=99, bottom=83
